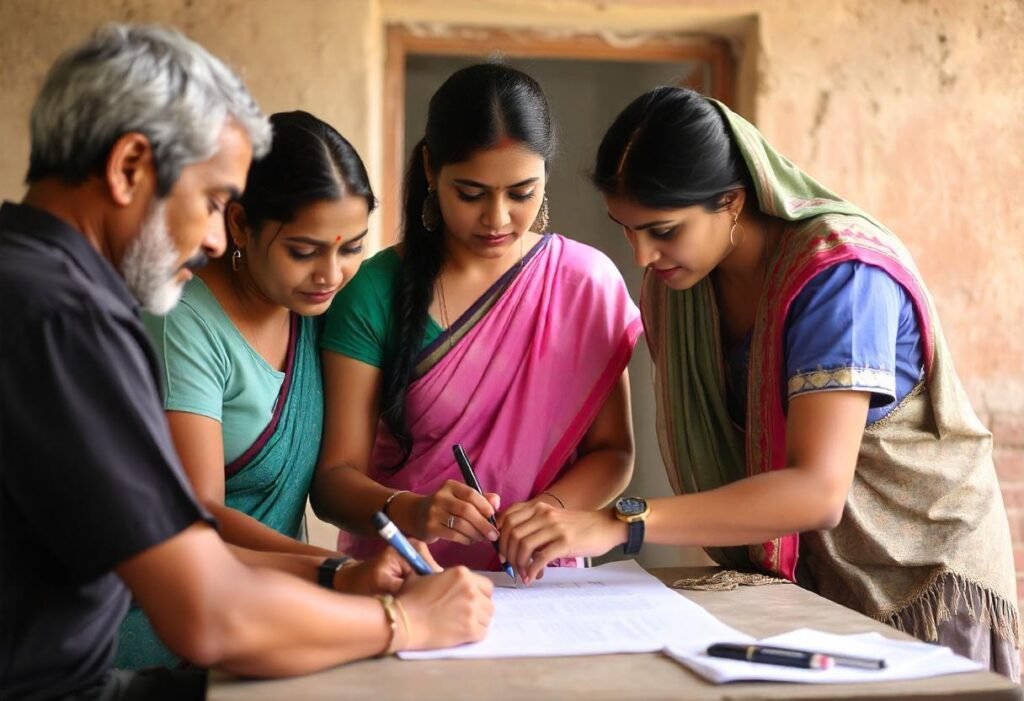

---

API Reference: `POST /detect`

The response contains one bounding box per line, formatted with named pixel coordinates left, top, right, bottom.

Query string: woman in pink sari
left=312, top=63, right=642, bottom=571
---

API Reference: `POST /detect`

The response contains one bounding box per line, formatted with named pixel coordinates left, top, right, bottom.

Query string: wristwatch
left=613, top=496, right=649, bottom=556
left=317, top=556, right=352, bottom=589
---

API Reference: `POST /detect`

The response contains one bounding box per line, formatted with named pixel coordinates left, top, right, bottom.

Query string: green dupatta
left=643, top=99, right=1018, bottom=650
left=643, top=100, right=889, bottom=572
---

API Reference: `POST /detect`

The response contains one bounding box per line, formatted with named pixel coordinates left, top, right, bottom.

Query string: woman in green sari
left=498, top=88, right=1019, bottom=678
left=117, top=111, right=410, bottom=669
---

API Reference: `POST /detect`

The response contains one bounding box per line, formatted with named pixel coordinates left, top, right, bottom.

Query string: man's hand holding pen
left=396, top=567, right=495, bottom=650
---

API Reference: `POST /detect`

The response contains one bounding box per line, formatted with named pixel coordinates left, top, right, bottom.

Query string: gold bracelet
left=376, top=594, right=400, bottom=656
left=382, top=489, right=409, bottom=517
left=539, top=491, right=565, bottom=509
left=393, top=598, right=411, bottom=651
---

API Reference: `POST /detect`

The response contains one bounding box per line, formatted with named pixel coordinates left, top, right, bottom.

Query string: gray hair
left=26, top=23, right=272, bottom=195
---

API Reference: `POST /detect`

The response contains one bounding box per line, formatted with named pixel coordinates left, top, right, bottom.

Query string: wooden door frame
left=381, top=25, right=735, bottom=245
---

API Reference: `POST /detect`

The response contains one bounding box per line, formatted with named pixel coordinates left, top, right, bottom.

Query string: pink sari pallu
left=338, top=234, right=642, bottom=569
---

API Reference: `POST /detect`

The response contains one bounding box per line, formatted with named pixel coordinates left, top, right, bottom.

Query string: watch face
left=616, top=496, right=647, bottom=516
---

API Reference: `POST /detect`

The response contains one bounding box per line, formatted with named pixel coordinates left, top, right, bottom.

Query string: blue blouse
left=726, top=261, right=924, bottom=425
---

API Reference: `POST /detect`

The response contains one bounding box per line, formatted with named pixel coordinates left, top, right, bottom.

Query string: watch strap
left=623, top=519, right=644, bottom=556
left=318, top=556, right=351, bottom=589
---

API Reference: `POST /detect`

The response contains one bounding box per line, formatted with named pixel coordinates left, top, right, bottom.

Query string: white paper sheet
left=398, top=560, right=752, bottom=660
left=666, top=628, right=983, bottom=684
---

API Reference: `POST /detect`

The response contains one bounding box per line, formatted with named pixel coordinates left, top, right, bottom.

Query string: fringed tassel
left=880, top=570, right=1020, bottom=649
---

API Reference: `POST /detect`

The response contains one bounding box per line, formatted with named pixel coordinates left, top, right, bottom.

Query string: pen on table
left=372, top=511, right=434, bottom=576
left=706, top=643, right=833, bottom=670
left=451, top=444, right=516, bottom=582
left=706, top=643, right=886, bottom=670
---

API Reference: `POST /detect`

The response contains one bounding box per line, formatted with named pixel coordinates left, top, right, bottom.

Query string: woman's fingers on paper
left=528, top=544, right=566, bottom=583
left=501, top=501, right=562, bottom=574
left=496, top=501, right=536, bottom=556
left=508, top=518, right=559, bottom=578
left=519, top=529, right=565, bottom=583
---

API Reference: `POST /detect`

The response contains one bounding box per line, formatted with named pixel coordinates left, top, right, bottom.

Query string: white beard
left=119, top=201, right=184, bottom=315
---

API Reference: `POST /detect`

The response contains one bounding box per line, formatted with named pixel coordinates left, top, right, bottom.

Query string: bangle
left=539, top=491, right=565, bottom=509
left=382, top=489, right=409, bottom=517
left=376, top=594, right=401, bottom=655
left=393, top=597, right=411, bottom=650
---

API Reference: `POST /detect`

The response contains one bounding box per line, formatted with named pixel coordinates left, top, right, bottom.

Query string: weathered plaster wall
left=0, top=0, right=382, bottom=231
left=0, top=0, right=381, bottom=550
left=386, top=0, right=1024, bottom=601
left=381, top=0, right=1024, bottom=413
left=2, top=0, right=1022, bottom=595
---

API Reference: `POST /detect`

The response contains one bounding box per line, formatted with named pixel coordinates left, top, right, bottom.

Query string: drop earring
left=530, top=194, right=550, bottom=233
left=728, top=212, right=741, bottom=247
left=421, top=189, right=441, bottom=232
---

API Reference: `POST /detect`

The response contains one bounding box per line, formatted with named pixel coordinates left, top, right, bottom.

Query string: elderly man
left=0, top=24, right=492, bottom=701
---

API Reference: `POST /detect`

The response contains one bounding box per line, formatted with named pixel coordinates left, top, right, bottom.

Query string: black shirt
left=0, top=202, right=210, bottom=700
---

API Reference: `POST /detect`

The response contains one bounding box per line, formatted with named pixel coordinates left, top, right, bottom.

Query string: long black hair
left=237, top=110, right=376, bottom=234
left=592, top=86, right=751, bottom=212
left=381, top=63, right=555, bottom=469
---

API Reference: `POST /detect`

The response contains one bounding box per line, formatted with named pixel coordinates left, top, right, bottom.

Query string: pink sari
left=338, top=234, right=642, bottom=569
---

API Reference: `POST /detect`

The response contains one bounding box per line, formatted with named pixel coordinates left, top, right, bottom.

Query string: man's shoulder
left=0, top=230, right=128, bottom=329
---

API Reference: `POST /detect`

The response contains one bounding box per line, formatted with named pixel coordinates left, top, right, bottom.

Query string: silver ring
left=446, top=515, right=456, bottom=529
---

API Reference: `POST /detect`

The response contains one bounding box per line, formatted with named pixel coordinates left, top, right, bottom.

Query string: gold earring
left=728, top=213, right=741, bottom=247
left=421, top=189, right=441, bottom=232
left=231, top=248, right=242, bottom=272
left=530, top=194, right=550, bottom=233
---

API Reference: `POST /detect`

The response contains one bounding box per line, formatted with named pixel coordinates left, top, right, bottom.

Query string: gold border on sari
left=413, top=284, right=506, bottom=379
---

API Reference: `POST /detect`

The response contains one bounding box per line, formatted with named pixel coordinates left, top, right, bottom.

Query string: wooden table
left=208, top=566, right=1021, bottom=700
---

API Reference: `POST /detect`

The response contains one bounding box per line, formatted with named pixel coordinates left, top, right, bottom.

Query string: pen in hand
left=451, top=444, right=516, bottom=582
left=372, top=511, right=435, bottom=576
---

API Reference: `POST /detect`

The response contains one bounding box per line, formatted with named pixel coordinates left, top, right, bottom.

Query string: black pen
left=825, top=651, right=887, bottom=670
left=707, top=643, right=886, bottom=670
left=451, top=444, right=516, bottom=581
left=707, top=643, right=834, bottom=670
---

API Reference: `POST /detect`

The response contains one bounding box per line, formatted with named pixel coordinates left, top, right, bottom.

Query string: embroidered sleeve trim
left=787, top=365, right=896, bottom=398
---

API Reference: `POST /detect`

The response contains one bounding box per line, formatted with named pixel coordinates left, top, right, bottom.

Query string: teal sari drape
left=115, top=315, right=323, bottom=669
left=222, top=315, right=323, bottom=539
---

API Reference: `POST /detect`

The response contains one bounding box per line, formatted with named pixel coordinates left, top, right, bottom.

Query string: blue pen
left=372, top=511, right=434, bottom=576
left=452, top=444, right=516, bottom=581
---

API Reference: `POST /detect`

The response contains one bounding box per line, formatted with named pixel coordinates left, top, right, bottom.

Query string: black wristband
left=318, top=556, right=351, bottom=589
left=623, top=520, right=644, bottom=556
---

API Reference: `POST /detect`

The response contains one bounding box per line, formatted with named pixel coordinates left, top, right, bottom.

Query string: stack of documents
left=399, top=560, right=750, bottom=660
left=667, top=628, right=983, bottom=684
left=399, top=560, right=983, bottom=684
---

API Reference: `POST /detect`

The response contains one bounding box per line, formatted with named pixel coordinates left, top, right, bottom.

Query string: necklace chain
left=435, top=276, right=454, bottom=351
left=434, top=235, right=529, bottom=352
